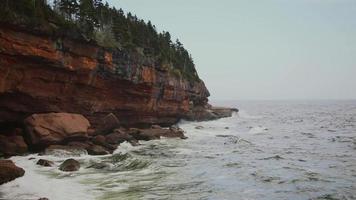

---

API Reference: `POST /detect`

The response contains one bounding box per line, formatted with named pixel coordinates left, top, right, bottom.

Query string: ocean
left=1, top=100, right=355, bottom=200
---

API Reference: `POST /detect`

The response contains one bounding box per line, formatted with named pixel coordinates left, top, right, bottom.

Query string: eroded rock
left=0, top=160, right=25, bottom=185
left=86, top=145, right=109, bottom=155
left=0, top=134, right=28, bottom=156
left=24, top=113, right=90, bottom=148
left=94, top=113, right=120, bottom=135
left=36, top=159, right=54, bottom=167
left=59, top=159, right=80, bottom=172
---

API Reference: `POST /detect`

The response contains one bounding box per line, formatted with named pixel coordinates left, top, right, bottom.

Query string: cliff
left=0, top=24, right=211, bottom=128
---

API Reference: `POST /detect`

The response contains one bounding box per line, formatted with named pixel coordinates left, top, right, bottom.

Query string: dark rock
left=0, top=134, right=28, bottom=156
left=92, top=135, right=106, bottom=146
left=67, top=141, right=92, bottom=149
left=128, top=128, right=160, bottom=141
left=86, top=145, right=109, bottom=155
left=128, top=127, right=186, bottom=141
left=168, top=127, right=187, bottom=139
left=59, top=159, right=80, bottom=172
left=36, top=159, right=54, bottom=167
left=129, top=140, right=140, bottom=146
left=24, top=113, right=90, bottom=148
left=106, top=129, right=133, bottom=144
left=195, top=126, right=204, bottom=129
left=185, top=105, right=238, bottom=121
left=95, top=113, right=120, bottom=135
left=151, top=125, right=162, bottom=129
left=0, top=160, right=25, bottom=185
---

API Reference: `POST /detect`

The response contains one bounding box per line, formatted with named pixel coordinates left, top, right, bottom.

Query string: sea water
left=1, top=100, right=355, bottom=200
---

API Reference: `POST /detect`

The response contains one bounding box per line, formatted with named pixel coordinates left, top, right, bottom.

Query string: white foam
left=0, top=155, right=97, bottom=200
left=238, top=110, right=262, bottom=119
left=248, top=126, right=268, bottom=134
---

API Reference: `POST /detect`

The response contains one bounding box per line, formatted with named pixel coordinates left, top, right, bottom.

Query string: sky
left=109, top=0, right=356, bottom=100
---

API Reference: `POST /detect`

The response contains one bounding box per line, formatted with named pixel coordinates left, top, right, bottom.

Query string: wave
left=238, top=110, right=263, bottom=119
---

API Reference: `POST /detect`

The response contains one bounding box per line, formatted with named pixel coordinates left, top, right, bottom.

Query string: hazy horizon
left=108, top=0, right=356, bottom=100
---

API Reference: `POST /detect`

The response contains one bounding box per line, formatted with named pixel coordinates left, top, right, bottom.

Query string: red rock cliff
left=0, top=25, right=210, bottom=127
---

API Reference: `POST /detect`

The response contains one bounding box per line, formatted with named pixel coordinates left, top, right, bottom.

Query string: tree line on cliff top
left=0, top=0, right=199, bottom=81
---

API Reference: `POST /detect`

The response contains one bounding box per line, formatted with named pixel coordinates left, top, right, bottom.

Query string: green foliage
left=0, top=0, right=200, bottom=81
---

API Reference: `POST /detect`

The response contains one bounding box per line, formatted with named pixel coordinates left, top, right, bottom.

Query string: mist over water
left=1, top=100, right=356, bottom=200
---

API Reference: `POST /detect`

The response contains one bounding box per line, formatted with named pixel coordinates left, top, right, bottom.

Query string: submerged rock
left=24, top=113, right=90, bottom=148
left=59, top=159, right=80, bottom=172
left=0, top=160, right=25, bottom=185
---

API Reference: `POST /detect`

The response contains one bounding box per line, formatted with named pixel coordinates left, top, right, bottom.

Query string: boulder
left=59, top=159, right=80, bottom=172
left=92, top=135, right=106, bottom=146
left=91, top=135, right=117, bottom=152
left=106, top=129, right=133, bottom=144
left=128, top=127, right=187, bottom=141
left=24, top=113, right=90, bottom=148
left=94, top=113, right=120, bottom=135
left=36, top=159, right=54, bottom=167
left=128, top=128, right=160, bottom=141
left=86, top=145, right=109, bottom=155
left=0, top=160, right=25, bottom=185
left=67, top=141, right=92, bottom=149
left=0, top=134, right=28, bottom=156
left=168, top=127, right=187, bottom=139
left=151, top=125, right=162, bottom=129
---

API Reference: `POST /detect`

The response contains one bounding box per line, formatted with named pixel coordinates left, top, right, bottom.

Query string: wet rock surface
left=59, top=159, right=80, bottom=172
left=36, top=159, right=54, bottom=167
left=185, top=105, right=238, bottom=121
left=0, top=160, right=25, bottom=185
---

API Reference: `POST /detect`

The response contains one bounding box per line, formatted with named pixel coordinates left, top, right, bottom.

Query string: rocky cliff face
left=0, top=25, right=210, bottom=127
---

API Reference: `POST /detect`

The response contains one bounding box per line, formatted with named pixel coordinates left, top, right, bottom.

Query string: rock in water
left=128, top=127, right=187, bottom=141
left=59, top=159, right=80, bottom=172
left=24, top=113, right=90, bottom=148
left=0, top=160, right=25, bottom=185
left=86, top=145, right=109, bottom=155
left=36, top=159, right=54, bottom=167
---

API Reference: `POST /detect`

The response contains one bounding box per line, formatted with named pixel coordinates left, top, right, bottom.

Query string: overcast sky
left=109, top=0, right=356, bottom=100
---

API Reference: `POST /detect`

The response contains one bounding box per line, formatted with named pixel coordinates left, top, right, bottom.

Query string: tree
left=58, top=0, right=78, bottom=20
left=79, top=0, right=97, bottom=37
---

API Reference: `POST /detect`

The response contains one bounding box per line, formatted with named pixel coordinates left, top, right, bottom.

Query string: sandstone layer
left=0, top=24, right=210, bottom=128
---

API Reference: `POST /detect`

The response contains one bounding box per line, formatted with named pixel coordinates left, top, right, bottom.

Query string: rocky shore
left=0, top=23, right=238, bottom=192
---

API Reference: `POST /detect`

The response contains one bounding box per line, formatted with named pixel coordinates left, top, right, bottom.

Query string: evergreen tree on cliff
left=0, top=0, right=200, bottom=82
